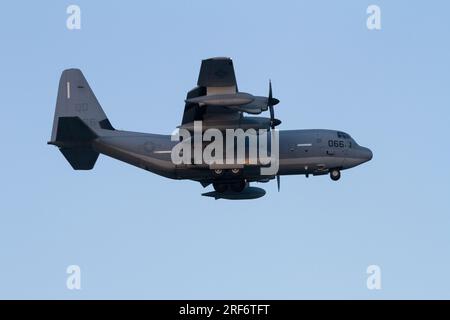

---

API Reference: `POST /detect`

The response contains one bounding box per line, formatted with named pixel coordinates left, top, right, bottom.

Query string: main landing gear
left=213, top=168, right=241, bottom=177
left=329, top=169, right=341, bottom=181
left=212, top=168, right=246, bottom=193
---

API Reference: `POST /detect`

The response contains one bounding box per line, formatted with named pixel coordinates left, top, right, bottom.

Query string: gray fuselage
left=91, top=128, right=372, bottom=184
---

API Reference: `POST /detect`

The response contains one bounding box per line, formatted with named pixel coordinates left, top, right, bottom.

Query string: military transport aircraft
left=49, top=57, right=372, bottom=200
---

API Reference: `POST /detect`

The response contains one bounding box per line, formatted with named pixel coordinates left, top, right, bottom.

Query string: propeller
left=267, top=80, right=281, bottom=191
left=268, top=80, right=280, bottom=129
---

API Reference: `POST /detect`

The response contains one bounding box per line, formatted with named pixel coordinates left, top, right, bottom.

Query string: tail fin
left=49, top=69, right=114, bottom=170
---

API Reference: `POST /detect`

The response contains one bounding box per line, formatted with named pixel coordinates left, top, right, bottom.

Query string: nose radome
left=363, top=147, right=373, bottom=161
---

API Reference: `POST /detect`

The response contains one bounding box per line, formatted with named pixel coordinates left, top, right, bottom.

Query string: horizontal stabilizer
left=48, top=117, right=99, bottom=170
left=60, top=147, right=99, bottom=170
left=52, top=116, right=97, bottom=143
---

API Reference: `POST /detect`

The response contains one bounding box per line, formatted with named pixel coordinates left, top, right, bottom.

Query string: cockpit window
left=337, top=131, right=350, bottom=139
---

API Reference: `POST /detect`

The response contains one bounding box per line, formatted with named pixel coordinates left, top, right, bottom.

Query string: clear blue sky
left=1, top=0, right=449, bottom=299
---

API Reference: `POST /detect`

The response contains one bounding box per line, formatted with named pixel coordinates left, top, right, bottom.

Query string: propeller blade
left=268, top=80, right=280, bottom=129
left=268, top=80, right=279, bottom=106
left=269, top=105, right=275, bottom=129
left=269, top=80, right=273, bottom=101
left=277, top=175, right=280, bottom=192
left=269, top=80, right=275, bottom=129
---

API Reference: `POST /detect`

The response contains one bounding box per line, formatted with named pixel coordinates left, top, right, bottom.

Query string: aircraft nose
left=361, top=147, right=373, bottom=162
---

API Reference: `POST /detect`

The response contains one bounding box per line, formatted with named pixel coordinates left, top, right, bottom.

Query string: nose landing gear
left=330, top=169, right=341, bottom=181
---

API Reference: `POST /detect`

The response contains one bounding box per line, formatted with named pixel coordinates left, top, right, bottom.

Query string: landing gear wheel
left=213, top=183, right=228, bottom=193
left=230, top=180, right=246, bottom=192
left=230, top=168, right=241, bottom=175
left=330, top=169, right=341, bottom=181
left=213, top=169, right=223, bottom=177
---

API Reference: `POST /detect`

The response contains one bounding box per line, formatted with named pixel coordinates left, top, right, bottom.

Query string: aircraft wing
left=197, top=57, right=238, bottom=94
left=181, top=57, right=239, bottom=127
left=180, top=57, right=274, bottom=131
